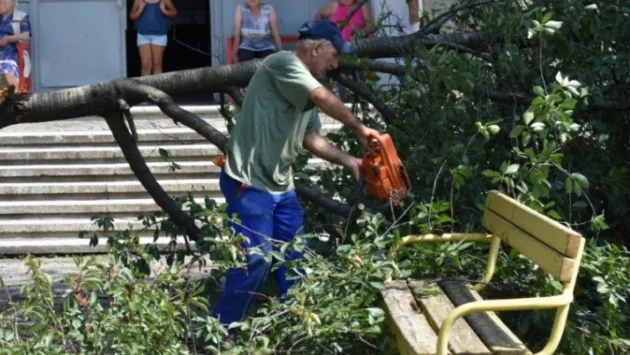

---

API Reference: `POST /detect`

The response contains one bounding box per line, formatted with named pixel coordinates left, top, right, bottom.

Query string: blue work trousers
left=211, top=170, right=306, bottom=326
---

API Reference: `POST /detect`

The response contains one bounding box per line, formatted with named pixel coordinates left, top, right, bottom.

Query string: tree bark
left=103, top=111, right=200, bottom=241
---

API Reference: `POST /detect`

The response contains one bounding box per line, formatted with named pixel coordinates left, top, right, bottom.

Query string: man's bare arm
left=303, top=131, right=362, bottom=181
left=303, top=131, right=349, bottom=166
left=309, top=87, right=363, bottom=134
left=308, top=87, right=380, bottom=150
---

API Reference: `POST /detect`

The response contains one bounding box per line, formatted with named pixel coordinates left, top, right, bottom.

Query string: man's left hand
left=343, top=156, right=363, bottom=182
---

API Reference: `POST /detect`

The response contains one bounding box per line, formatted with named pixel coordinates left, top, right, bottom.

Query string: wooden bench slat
left=380, top=281, right=444, bottom=355
left=486, top=190, right=582, bottom=258
left=439, top=280, right=531, bottom=355
left=483, top=210, right=575, bottom=283
left=411, top=281, right=492, bottom=354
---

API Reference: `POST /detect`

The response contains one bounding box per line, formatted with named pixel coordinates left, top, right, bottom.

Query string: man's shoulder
left=262, top=51, right=302, bottom=69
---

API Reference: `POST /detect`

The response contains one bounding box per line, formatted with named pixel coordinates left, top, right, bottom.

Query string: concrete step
left=0, top=196, right=223, bottom=216
left=0, top=143, right=223, bottom=164
left=0, top=105, right=225, bottom=134
left=0, top=217, right=154, bottom=234
left=0, top=158, right=331, bottom=183
left=0, top=161, right=220, bottom=183
left=0, top=121, right=343, bottom=147
left=0, top=104, right=344, bottom=256
left=0, top=178, right=222, bottom=201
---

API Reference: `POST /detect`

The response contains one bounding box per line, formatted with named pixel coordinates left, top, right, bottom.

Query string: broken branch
left=103, top=111, right=200, bottom=241
left=332, top=72, right=397, bottom=125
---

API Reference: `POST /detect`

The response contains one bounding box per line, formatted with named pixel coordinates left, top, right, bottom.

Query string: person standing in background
left=315, top=0, right=374, bottom=41
left=129, top=0, right=177, bottom=76
left=231, top=0, right=283, bottom=63
left=0, top=0, right=30, bottom=89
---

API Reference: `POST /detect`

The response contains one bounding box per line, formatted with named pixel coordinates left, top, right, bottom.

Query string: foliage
left=1, top=0, right=629, bottom=354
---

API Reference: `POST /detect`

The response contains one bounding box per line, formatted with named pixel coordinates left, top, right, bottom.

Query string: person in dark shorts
left=231, top=0, right=283, bottom=63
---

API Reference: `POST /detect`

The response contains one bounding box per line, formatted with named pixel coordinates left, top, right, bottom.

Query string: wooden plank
left=486, top=190, right=583, bottom=258
left=439, top=280, right=531, bottom=355
left=411, top=281, right=491, bottom=354
left=483, top=210, right=575, bottom=283
left=380, top=280, right=443, bottom=355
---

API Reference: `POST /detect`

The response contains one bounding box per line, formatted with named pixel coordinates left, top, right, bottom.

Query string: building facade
left=17, top=0, right=452, bottom=93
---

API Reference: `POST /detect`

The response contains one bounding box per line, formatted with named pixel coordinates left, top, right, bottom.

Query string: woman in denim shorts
left=129, top=0, right=177, bottom=76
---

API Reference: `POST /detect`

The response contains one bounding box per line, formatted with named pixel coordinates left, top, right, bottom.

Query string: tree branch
left=295, top=184, right=363, bottom=220
left=224, top=87, right=244, bottom=107
left=473, top=87, right=630, bottom=111
left=339, top=58, right=408, bottom=78
left=119, top=81, right=364, bottom=222
left=421, top=1, right=490, bottom=35
left=117, top=98, right=138, bottom=141
left=102, top=111, right=200, bottom=241
left=116, top=81, right=229, bottom=150
left=332, top=72, right=397, bottom=125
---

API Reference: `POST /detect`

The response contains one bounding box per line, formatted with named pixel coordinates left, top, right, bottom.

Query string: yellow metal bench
left=381, top=190, right=586, bottom=355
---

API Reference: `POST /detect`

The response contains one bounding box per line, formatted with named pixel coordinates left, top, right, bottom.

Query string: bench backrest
left=482, top=190, right=585, bottom=285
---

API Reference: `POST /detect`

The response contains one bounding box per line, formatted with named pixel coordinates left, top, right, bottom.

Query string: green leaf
left=523, top=111, right=535, bottom=124
left=532, top=85, right=545, bottom=97
left=571, top=172, right=589, bottom=189
left=482, top=169, right=500, bottom=178
left=530, top=122, right=546, bottom=133
left=565, top=177, right=573, bottom=194
left=572, top=201, right=588, bottom=210
left=487, top=125, right=500, bottom=134
left=541, top=11, right=553, bottom=23
left=547, top=210, right=562, bottom=220
left=510, top=125, right=525, bottom=138
left=544, top=20, right=563, bottom=30
left=158, top=148, right=170, bottom=159
left=505, top=164, right=520, bottom=175
left=369, top=281, right=384, bottom=290
left=555, top=71, right=564, bottom=85
left=270, top=251, right=286, bottom=262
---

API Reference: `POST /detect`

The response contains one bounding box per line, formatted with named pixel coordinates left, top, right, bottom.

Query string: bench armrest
left=401, top=233, right=493, bottom=245
left=436, top=293, right=573, bottom=355
left=387, top=233, right=493, bottom=258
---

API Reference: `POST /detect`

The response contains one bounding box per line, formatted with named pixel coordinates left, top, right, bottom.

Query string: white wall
left=369, top=0, right=455, bottom=88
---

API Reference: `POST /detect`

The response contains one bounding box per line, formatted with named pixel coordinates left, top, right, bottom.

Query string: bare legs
left=138, top=43, right=166, bottom=76
left=138, top=44, right=152, bottom=76
left=150, top=44, right=165, bottom=74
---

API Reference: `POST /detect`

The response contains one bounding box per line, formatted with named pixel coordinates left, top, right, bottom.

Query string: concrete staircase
left=0, top=106, right=338, bottom=255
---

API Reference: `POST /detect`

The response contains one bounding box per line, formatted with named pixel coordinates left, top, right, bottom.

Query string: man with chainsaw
left=211, top=20, right=380, bottom=326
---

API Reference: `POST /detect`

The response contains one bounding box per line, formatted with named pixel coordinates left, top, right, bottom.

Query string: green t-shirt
left=224, top=51, right=323, bottom=194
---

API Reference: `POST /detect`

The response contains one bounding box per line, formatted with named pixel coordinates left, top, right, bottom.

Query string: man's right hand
left=308, top=87, right=382, bottom=152
left=354, top=124, right=381, bottom=152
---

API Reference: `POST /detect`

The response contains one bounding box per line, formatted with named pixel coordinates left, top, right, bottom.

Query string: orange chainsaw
left=357, top=132, right=412, bottom=211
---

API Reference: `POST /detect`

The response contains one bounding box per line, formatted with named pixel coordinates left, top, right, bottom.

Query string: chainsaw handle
left=355, top=169, right=391, bottom=212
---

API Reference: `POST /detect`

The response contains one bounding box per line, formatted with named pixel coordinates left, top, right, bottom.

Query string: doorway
left=126, top=0, right=213, bottom=103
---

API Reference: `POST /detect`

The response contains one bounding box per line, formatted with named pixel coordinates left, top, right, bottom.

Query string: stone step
left=0, top=122, right=343, bottom=147
left=0, top=236, right=195, bottom=256
left=0, top=143, right=223, bottom=164
left=0, top=178, right=221, bottom=200
left=0, top=105, right=225, bottom=134
left=0, top=127, right=221, bottom=146
left=0, top=196, right=223, bottom=216
left=0, top=217, right=154, bottom=234
left=0, top=104, right=345, bottom=256
left=0, top=161, right=219, bottom=182
left=0, top=158, right=331, bottom=183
